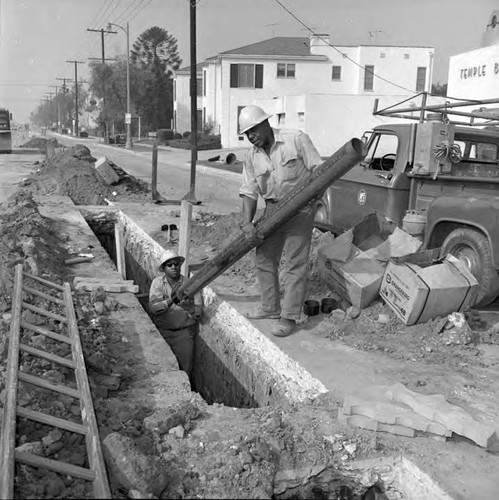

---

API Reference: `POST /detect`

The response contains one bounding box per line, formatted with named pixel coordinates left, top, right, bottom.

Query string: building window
left=404, top=53, right=410, bottom=59
left=416, top=67, right=427, bottom=91
left=331, top=65, right=341, bottom=80
left=277, top=113, right=286, bottom=127
left=230, top=64, right=264, bottom=88
left=364, top=65, right=374, bottom=91
left=196, top=78, right=203, bottom=97
left=298, top=112, right=305, bottom=125
left=380, top=52, right=386, bottom=59
left=277, top=63, right=295, bottom=78
left=203, top=70, right=207, bottom=96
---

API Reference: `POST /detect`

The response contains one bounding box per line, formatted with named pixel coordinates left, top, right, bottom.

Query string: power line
left=114, top=0, right=144, bottom=25
left=271, top=0, right=415, bottom=94
left=128, top=0, right=153, bottom=23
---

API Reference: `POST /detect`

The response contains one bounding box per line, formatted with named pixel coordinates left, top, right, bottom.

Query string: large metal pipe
left=173, top=137, right=366, bottom=302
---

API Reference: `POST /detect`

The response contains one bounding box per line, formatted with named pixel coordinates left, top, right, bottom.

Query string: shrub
left=182, top=131, right=191, bottom=139
left=79, top=131, right=89, bottom=138
left=168, top=134, right=222, bottom=151
left=157, top=129, right=174, bottom=143
left=174, top=132, right=182, bottom=140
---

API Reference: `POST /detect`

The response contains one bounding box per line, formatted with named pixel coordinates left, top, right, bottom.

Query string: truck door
left=323, top=129, right=412, bottom=232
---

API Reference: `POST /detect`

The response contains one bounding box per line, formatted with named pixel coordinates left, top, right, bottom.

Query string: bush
left=79, top=131, right=89, bottom=138
left=157, top=129, right=174, bottom=144
left=182, top=131, right=191, bottom=139
left=168, top=134, right=222, bottom=151
left=174, top=132, right=182, bottom=140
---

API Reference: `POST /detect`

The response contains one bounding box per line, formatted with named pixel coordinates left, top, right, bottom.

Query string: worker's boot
left=271, top=318, right=297, bottom=337
left=246, top=306, right=280, bottom=320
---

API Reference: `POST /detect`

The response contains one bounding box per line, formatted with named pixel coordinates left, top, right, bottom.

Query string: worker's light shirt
left=239, top=128, right=323, bottom=201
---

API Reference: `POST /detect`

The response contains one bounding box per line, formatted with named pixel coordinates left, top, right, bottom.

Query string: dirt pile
left=20, top=136, right=61, bottom=152
left=0, top=191, right=70, bottom=312
left=19, top=144, right=150, bottom=205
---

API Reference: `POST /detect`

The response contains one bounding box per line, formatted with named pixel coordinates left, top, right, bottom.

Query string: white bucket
left=402, top=210, right=426, bottom=238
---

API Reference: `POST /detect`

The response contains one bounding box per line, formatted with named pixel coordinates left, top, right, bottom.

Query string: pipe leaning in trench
left=173, top=137, right=366, bottom=303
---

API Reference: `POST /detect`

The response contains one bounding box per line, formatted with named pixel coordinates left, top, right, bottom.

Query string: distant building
left=448, top=11, right=499, bottom=104
left=174, top=35, right=434, bottom=154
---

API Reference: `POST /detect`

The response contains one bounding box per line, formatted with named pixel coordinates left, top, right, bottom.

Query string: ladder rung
left=22, top=284, right=65, bottom=305
left=19, top=343, right=75, bottom=368
left=22, top=272, right=65, bottom=291
left=15, top=450, right=95, bottom=481
left=18, top=372, right=79, bottom=398
left=21, top=321, right=72, bottom=344
left=17, top=406, right=86, bottom=434
left=22, top=302, right=67, bottom=323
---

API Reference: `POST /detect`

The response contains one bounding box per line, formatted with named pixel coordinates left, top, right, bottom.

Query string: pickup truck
left=315, top=121, right=499, bottom=305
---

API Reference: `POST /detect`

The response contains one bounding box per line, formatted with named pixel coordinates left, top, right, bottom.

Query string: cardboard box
left=379, top=253, right=479, bottom=325
left=317, top=213, right=422, bottom=309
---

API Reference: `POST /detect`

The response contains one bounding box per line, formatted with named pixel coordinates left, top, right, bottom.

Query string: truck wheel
left=441, top=228, right=499, bottom=306
left=314, top=199, right=330, bottom=230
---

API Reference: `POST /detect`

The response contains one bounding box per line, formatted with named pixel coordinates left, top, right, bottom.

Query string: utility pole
left=188, top=0, right=198, bottom=201
left=108, top=21, right=132, bottom=149
left=87, top=27, right=117, bottom=143
left=56, top=78, right=73, bottom=133
left=49, top=85, right=60, bottom=132
left=66, top=60, right=84, bottom=137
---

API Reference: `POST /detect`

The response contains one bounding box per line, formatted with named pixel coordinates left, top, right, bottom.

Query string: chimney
left=309, top=33, right=330, bottom=54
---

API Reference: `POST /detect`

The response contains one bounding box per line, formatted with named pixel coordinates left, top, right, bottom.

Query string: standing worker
left=149, top=250, right=203, bottom=377
left=238, top=105, right=323, bottom=337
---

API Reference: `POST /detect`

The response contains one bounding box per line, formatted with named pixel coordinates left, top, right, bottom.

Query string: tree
left=130, top=26, right=181, bottom=131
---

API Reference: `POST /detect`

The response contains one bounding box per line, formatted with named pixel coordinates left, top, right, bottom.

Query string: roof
left=220, top=37, right=311, bottom=56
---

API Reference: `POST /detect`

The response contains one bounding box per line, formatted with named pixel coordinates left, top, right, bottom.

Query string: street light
left=108, top=21, right=132, bottom=149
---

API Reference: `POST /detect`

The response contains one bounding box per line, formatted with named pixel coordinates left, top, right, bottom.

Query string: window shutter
left=255, top=64, right=264, bottom=88
left=230, top=64, right=239, bottom=88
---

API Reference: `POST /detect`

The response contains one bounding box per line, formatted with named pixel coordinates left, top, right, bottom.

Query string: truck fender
left=425, top=196, right=499, bottom=268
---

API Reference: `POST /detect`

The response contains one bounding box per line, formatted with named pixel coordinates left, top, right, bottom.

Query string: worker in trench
left=149, top=249, right=203, bottom=376
left=238, top=105, right=323, bottom=337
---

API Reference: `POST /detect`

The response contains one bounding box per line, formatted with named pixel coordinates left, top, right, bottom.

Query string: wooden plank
left=18, top=372, right=79, bottom=399
left=0, top=264, right=23, bottom=499
left=21, top=321, right=72, bottom=344
left=22, top=272, right=64, bottom=291
left=15, top=451, right=95, bottom=481
left=74, top=282, right=138, bottom=293
left=114, top=221, right=126, bottom=279
left=65, top=256, right=94, bottom=265
left=64, top=284, right=111, bottom=498
left=179, top=200, right=193, bottom=276
left=22, top=302, right=67, bottom=323
left=73, top=277, right=135, bottom=284
left=22, top=285, right=65, bottom=305
left=17, top=407, right=86, bottom=434
left=19, top=343, right=75, bottom=369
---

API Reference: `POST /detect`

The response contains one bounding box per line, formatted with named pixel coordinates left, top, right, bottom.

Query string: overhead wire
left=114, top=0, right=146, bottom=25
left=271, top=0, right=418, bottom=94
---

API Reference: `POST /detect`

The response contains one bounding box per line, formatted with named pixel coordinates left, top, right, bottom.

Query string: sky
left=0, top=0, right=496, bottom=122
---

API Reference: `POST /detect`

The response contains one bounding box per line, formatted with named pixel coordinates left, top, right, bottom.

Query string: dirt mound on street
left=21, top=136, right=61, bottom=152
left=19, top=145, right=150, bottom=205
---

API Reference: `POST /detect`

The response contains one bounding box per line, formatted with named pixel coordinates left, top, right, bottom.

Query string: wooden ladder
left=0, top=263, right=111, bottom=498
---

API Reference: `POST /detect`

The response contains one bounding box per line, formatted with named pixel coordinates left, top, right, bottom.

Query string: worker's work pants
left=160, top=324, right=197, bottom=376
left=255, top=204, right=316, bottom=321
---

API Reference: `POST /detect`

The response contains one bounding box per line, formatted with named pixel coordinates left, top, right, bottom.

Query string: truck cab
left=315, top=121, right=499, bottom=305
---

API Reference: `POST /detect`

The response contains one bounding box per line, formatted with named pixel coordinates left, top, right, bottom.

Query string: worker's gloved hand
left=240, top=222, right=260, bottom=244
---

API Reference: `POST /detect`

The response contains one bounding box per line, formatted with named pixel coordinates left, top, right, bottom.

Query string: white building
left=447, top=11, right=499, bottom=104
left=174, top=35, right=434, bottom=155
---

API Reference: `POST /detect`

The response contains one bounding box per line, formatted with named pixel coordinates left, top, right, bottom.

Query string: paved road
left=53, top=133, right=254, bottom=214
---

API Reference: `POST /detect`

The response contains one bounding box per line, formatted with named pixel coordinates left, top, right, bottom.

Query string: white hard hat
left=158, top=249, right=185, bottom=271
left=238, top=105, right=272, bottom=135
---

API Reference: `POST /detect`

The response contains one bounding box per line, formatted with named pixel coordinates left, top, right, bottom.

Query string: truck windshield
left=364, top=133, right=398, bottom=171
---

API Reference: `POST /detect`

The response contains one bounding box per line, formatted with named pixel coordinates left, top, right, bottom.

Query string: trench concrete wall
left=118, top=211, right=328, bottom=407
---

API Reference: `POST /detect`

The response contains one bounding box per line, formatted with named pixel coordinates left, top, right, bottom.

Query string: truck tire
left=441, top=228, right=499, bottom=306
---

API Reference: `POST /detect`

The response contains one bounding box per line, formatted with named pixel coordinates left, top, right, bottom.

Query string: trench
left=83, top=211, right=453, bottom=500
left=86, top=216, right=259, bottom=409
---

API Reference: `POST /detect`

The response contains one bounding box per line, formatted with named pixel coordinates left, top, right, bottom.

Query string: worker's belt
left=265, top=199, right=279, bottom=204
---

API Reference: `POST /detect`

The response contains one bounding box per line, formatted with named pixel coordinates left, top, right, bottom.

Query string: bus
left=0, top=108, right=12, bottom=153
